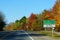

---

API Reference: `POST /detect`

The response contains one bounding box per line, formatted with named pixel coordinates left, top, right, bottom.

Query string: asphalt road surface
left=0, top=30, right=56, bottom=40
left=0, top=30, right=33, bottom=40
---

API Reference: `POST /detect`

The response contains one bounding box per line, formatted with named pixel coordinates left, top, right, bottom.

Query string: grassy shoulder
left=39, top=31, right=60, bottom=40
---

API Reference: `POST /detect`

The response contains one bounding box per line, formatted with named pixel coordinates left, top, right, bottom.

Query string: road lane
left=0, top=31, right=12, bottom=39
left=0, top=30, right=33, bottom=40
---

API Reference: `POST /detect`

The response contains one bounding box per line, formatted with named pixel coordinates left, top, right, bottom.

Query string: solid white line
left=24, top=31, right=34, bottom=40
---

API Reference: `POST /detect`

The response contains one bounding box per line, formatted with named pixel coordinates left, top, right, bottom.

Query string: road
left=0, top=30, right=56, bottom=40
left=0, top=30, right=33, bottom=40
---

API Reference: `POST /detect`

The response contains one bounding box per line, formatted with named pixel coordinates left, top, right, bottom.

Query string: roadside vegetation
left=39, top=31, right=60, bottom=40
left=39, top=31, right=60, bottom=37
left=0, top=12, right=6, bottom=31
left=0, top=0, right=60, bottom=32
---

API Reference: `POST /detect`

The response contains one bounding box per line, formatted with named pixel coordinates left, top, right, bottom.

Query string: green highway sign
left=43, top=20, right=55, bottom=27
left=43, top=20, right=55, bottom=25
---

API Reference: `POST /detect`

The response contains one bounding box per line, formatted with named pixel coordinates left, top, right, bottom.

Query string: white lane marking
left=24, top=31, right=34, bottom=40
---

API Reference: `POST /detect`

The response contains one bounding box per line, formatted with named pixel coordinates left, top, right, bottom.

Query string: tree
left=52, top=1, right=60, bottom=31
left=28, top=13, right=37, bottom=30
left=0, top=12, right=6, bottom=31
left=37, top=14, right=43, bottom=30
left=20, top=16, right=26, bottom=30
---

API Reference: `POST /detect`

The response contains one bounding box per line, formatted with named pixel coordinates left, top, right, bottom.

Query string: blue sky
left=0, top=0, right=56, bottom=24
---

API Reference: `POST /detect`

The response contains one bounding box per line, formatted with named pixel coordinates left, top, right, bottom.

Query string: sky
left=0, top=0, right=56, bottom=24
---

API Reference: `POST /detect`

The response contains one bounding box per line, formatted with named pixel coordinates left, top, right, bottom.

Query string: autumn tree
left=52, top=0, right=60, bottom=31
left=28, top=13, right=37, bottom=31
left=35, top=14, right=42, bottom=30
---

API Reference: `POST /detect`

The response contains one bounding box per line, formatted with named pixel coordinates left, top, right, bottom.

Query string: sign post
left=43, top=20, right=55, bottom=37
left=52, top=27, right=54, bottom=37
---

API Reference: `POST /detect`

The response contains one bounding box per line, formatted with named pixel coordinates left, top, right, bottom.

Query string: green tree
left=20, top=16, right=26, bottom=27
left=0, top=12, right=6, bottom=31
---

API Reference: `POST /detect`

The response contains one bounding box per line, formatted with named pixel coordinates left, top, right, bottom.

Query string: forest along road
left=0, top=30, right=56, bottom=40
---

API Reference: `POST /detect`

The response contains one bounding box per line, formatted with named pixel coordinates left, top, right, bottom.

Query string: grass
left=39, top=31, right=60, bottom=40
left=39, top=31, right=59, bottom=37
